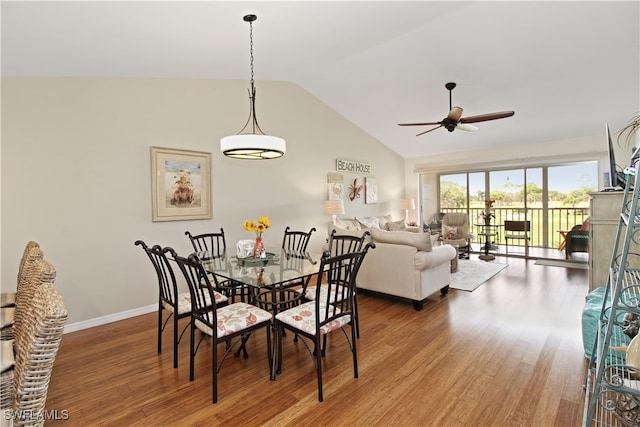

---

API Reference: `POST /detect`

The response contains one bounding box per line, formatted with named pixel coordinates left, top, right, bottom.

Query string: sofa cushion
left=356, top=216, right=380, bottom=229
left=328, top=224, right=373, bottom=244
left=335, top=218, right=361, bottom=231
left=370, top=227, right=432, bottom=252
left=377, top=215, right=394, bottom=230
left=387, top=220, right=408, bottom=232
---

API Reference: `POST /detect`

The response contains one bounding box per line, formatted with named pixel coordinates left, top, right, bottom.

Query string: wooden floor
left=45, top=255, right=589, bottom=426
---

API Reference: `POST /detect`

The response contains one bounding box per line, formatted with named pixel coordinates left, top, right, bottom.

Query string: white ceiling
left=2, top=1, right=639, bottom=158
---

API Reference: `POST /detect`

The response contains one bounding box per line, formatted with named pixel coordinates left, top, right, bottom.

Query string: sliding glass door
left=436, top=162, right=596, bottom=258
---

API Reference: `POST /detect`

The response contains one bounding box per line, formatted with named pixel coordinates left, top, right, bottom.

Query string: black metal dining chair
left=185, top=229, right=249, bottom=303
left=168, top=248, right=272, bottom=403
left=299, top=230, right=373, bottom=339
left=275, top=248, right=371, bottom=402
left=185, top=229, right=226, bottom=256
left=281, top=226, right=317, bottom=252
left=135, top=240, right=226, bottom=369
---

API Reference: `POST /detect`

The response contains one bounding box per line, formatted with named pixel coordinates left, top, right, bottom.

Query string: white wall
left=1, top=77, right=405, bottom=327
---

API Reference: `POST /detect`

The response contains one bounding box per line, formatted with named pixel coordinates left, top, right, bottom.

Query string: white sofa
left=329, top=216, right=457, bottom=310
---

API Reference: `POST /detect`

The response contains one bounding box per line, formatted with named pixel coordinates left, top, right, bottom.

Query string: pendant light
left=220, top=14, right=286, bottom=160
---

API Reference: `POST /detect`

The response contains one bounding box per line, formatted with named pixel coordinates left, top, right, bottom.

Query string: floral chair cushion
left=275, top=301, right=351, bottom=336
left=161, top=291, right=227, bottom=315
left=194, top=302, right=271, bottom=339
left=300, top=284, right=348, bottom=304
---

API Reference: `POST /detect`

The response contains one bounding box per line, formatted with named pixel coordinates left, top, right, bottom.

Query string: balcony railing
left=439, top=207, right=589, bottom=250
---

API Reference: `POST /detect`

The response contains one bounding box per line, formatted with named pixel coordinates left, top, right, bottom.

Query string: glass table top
left=195, top=247, right=323, bottom=288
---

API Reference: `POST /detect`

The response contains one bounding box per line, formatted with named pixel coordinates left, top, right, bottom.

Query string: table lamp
left=323, top=200, right=345, bottom=225
left=399, top=198, right=415, bottom=224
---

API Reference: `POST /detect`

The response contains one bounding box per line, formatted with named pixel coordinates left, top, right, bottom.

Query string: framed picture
left=151, top=146, right=212, bottom=222
left=327, top=172, right=344, bottom=200
left=365, top=176, right=378, bottom=204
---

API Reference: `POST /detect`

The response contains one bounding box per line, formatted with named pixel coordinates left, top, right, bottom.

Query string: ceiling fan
left=398, top=82, right=515, bottom=136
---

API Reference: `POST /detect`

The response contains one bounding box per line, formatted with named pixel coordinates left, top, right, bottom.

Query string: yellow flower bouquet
left=243, top=216, right=271, bottom=258
left=242, top=216, right=271, bottom=238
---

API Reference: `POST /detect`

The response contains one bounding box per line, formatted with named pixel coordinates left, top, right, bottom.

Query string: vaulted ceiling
left=2, top=1, right=638, bottom=158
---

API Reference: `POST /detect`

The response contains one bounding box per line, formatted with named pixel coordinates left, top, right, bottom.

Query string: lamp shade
left=220, top=14, right=285, bottom=160
left=399, top=198, right=415, bottom=210
left=323, top=200, right=345, bottom=215
left=220, top=134, right=286, bottom=160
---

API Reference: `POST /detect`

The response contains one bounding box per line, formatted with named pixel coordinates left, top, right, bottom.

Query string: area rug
left=534, top=259, right=588, bottom=269
left=450, top=260, right=508, bottom=292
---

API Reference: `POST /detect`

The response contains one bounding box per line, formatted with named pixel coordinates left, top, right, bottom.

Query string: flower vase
left=253, top=237, right=266, bottom=259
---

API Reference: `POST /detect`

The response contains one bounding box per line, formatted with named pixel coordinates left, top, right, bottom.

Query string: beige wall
left=1, top=77, right=405, bottom=328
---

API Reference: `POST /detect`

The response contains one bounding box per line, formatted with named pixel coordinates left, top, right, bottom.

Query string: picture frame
left=151, top=146, right=212, bottom=222
left=365, top=176, right=378, bottom=204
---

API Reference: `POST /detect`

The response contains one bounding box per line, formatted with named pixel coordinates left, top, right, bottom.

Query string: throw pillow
left=370, top=227, right=432, bottom=252
left=443, top=225, right=458, bottom=240
left=387, top=220, right=408, bottom=232
left=328, top=224, right=373, bottom=244
left=356, top=216, right=380, bottom=229
left=377, top=215, right=393, bottom=230
left=335, top=217, right=361, bottom=231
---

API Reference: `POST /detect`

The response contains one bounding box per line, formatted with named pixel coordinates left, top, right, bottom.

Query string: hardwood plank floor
left=44, top=255, right=589, bottom=426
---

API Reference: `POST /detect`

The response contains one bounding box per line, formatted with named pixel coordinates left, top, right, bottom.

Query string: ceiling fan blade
left=447, top=106, right=463, bottom=122
left=459, top=111, right=515, bottom=124
left=398, top=121, right=442, bottom=127
left=457, top=123, right=479, bottom=132
left=416, top=125, right=442, bottom=136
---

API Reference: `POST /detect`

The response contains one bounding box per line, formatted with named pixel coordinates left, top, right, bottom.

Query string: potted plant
left=618, top=113, right=640, bottom=149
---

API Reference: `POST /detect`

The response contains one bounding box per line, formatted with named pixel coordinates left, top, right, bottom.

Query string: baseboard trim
left=64, top=304, right=156, bottom=334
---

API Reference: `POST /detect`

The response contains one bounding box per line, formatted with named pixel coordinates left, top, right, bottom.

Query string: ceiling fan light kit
left=220, top=14, right=286, bottom=160
left=398, top=82, right=515, bottom=137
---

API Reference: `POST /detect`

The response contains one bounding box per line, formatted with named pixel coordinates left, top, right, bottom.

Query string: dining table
left=196, top=246, right=324, bottom=379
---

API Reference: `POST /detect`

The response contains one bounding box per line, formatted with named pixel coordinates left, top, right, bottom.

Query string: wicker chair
left=1, top=244, right=44, bottom=342
left=1, top=258, right=57, bottom=412
left=1, top=241, right=40, bottom=310
left=11, top=282, right=67, bottom=427
left=565, top=224, right=589, bottom=259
